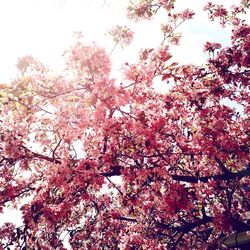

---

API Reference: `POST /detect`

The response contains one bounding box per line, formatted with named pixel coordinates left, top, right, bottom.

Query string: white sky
left=0, top=0, right=247, bottom=83
left=0, top=0, right=248, bottom=237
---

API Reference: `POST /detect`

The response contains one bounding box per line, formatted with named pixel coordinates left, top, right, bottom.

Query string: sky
left=0, top=0, right=246, bottom=83
left=0, top=0, right=248, bottom=241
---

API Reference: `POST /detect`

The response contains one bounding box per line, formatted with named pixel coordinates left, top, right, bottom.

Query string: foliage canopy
left=0, top=0, right=250, bottom=249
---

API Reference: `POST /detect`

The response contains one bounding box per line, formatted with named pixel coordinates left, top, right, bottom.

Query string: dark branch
left=118, top=215, right=213, bottom=234
left=99, top=165, right=122, bottom=177
left=52, top=138, right=63, bottom=159
left=31, top=152, right=62, bottom=164
left=119, top=216, right=137, bottom=222
left=174, top=216, right=213, bottom=233
left=172, top=164, right=250, bottom=183
left=214, top=156, right=231, bottom=174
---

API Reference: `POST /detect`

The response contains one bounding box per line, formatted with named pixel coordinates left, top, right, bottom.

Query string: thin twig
left=106, top=176, right=123, bottom=195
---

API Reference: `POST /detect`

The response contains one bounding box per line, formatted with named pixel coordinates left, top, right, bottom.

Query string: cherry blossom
left=0, top=0, right=249, bottom=249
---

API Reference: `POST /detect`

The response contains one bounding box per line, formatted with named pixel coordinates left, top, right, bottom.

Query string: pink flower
left=108, top=25, right=134, bottom=48
left=181, top=9, right=195, bottom=20
left=204, top=42, right=222, bottom=52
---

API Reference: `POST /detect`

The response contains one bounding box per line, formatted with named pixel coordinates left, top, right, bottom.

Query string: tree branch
left=118, top=214, right=213, bottom=235
left=52, top=138, right=63, bottom=159
left=105, top=176, right=123, bottom=195
left=99, top=165, right=122, bottom=177
left=172, top=163, right=250, bottom=183
left=119, top=216, right=137, bottom=223
left=214, top=156, right=231, bottom=174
